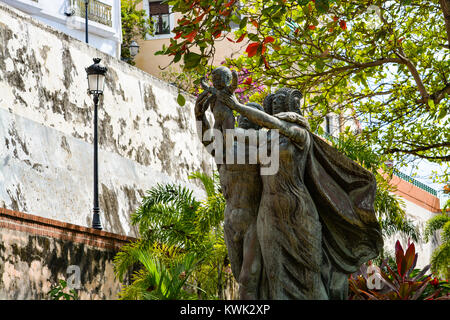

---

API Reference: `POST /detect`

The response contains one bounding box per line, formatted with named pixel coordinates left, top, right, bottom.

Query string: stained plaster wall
left=0, top=2, right=214, bottom=237
left=0, top=227, right=124, bottom=300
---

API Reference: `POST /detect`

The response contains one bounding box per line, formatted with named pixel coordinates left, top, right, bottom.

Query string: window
left=325, top=115, right=331, bottom=135
left=149, top=1, right=170, bottom=35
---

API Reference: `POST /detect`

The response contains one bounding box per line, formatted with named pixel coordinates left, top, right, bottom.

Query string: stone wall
left=0, top=208, right=135, bottom=299
left=0, top=2, right=214, bottom=237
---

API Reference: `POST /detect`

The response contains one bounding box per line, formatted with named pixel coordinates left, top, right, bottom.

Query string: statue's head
left=238, top=102, right=264, bottom=130
left=211, top=66, right=233, bottom=90
left=263, top=88, right=303, bottom=115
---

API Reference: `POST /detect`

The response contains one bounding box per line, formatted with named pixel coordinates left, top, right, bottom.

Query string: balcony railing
left=70, top=0, right=112, bottom=27
left=393, top=169, right=438, bottom=196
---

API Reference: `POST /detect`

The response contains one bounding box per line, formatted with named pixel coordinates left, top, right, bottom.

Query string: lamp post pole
left=85, top=0, right=89, bottom=43
left=92, top=93, right=101, bottom=229
left=86, top=58, right=107, bottom=230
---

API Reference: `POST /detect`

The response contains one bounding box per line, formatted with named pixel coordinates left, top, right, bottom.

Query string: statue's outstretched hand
left=274, top=112, right=310, bottom=130
left=217, top=90, right=239, bottom=110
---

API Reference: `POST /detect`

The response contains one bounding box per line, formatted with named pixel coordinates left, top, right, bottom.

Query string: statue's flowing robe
left=305, top=133, right=383, bottom=275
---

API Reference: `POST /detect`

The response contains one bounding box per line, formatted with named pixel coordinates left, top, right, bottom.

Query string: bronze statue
left=195, top=67, right=383, bottom=300
left=200, top=66, right=238, bottom=135
left=195, top=89, right=264, bottom=299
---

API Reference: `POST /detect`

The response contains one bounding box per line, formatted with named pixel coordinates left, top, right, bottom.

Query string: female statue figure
left=216, top=87, right=383, bottom=300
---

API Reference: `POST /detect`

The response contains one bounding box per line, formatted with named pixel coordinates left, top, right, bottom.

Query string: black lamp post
left=85, top=58, right=107, bottom=230
left=84, top=0, right=89, bottom=43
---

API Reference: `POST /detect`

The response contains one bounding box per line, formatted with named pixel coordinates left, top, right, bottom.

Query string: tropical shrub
left=349, top=240, right=450, bottom=300
left=114, top=242, right=200, bottom=300
left=424, top=199, right=450, bottom=280
left=114, top=172, right=234, bottom=300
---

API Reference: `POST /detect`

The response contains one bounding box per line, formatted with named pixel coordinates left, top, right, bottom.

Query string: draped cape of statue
left=283, top=112, right=383, bottom=274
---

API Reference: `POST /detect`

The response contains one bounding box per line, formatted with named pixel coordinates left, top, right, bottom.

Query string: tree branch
left=440, top=0, right=450, bottom=49
left=431, top=83, right=450, bottom=104
left=386, top=142, right=450, bottom=161
left=299, top=57, right=404, bottom=80
left=394, top=50, right=429, bottom=103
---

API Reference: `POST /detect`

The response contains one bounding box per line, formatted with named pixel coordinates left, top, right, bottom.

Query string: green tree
left=158, top=0, right=450, bottom=174
left=114, top=172, right=233, bottom=299
left=121, top=0, right=154, bottom=64
left=424, top=199, right=450, bottom=279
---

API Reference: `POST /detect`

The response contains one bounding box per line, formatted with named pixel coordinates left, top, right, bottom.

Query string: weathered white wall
left=0, top=2, right=214, bottom=237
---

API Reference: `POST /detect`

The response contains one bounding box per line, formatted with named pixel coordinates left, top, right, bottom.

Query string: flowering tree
left=157, top=0, right=450, bottom=175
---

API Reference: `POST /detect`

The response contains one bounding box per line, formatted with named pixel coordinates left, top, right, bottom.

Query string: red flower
left=339, top=20, right=347, bottom=31
left=308, top=25, right=316, bottom=30
left=431, top=278, right=439, bottom=286
left=174, top=31, right=182, bottom=39
left=243, top=77, right=253, bottom=85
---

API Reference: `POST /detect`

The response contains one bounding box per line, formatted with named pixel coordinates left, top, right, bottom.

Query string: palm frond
left=430, top=241, right=450, bottom=279
left=113, top=239, right=147, bottom=282
left=188, top=171, right=221, bottom=197
left=195, top=194, right=226, bottom=234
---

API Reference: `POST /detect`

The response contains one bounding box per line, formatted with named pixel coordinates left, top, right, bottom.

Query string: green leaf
left=428, top=99, right=435, bottom=110
left=315, top=59, right=325, bottom=71
left=231, top=14, right=240, bottom=25
left=437, top=106, right=447, bottom=120
left=315, top=0, right=329, bottom=13
left=177, top=93, right=186, bottom=106
left=239, top=17, right=248, bottom=29
left=247, top=33, right=259, bottom=41
left=183, top=52, right=202, bottom=69
left=174, top=52, right=182, bottom=63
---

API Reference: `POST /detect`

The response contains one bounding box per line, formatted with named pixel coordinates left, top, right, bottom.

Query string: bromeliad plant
left=349, top=240, right=449, bottom=300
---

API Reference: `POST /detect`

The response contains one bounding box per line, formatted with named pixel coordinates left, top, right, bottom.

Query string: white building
left=1, top=0, right=121, bottom=58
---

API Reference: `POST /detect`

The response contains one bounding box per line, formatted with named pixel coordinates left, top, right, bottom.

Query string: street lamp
left=129, top=40, right=140, bottom=58
left=85, top=58, right=107, bottom=230
left=84, top=0, right=89, bottom=43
